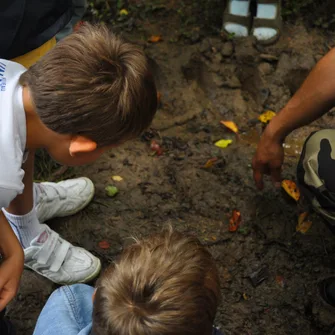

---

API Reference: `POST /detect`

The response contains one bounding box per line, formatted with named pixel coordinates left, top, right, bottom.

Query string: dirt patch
left=9, top=2, right=335, bottom=334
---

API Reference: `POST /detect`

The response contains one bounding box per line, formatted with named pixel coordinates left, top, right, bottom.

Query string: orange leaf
left=98, top=240, right=110, bottom=249
left=296, top=220, right=312, bottom=234
left=203, top=157, right=218, bottom=168
left=229, top=209, right=241, bottom=232
left=281, top=180, right=300, bottom=201
left=298, top=212, right=308, bottom=225
left=148, top=35, right=163, bottom=43
left=275, top=275, right=285, bottom=288
left=296, top=212, right=312, bottom=234
left=220, top=121, right=239, bottom=134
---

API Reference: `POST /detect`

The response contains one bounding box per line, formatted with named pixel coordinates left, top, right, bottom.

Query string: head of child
left=20, top=23, right=157, bottom=166
left=92, top=229, right=221, bottom=335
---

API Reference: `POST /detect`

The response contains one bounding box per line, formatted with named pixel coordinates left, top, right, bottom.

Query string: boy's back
left=0, top=60, right=28, bottom=208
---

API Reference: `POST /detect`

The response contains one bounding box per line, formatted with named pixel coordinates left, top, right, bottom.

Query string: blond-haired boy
left=33, top=229, right=224, bottom=335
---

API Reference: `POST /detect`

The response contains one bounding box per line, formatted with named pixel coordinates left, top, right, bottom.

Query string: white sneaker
left=35, top=177, right=95, bottom=223
left=24, top=225, right=101, bottom=284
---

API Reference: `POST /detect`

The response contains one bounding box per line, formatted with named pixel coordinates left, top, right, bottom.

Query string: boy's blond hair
left=19, top=23, right=157, bottom=147
left=92, top=229, right=221, bottom=335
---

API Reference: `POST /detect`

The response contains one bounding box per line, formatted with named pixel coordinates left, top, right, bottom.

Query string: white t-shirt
left=0, top=59, right=27, bottom=208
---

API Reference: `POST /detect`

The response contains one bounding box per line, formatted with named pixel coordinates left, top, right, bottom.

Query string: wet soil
left=8, top=2, right=335, bottom=334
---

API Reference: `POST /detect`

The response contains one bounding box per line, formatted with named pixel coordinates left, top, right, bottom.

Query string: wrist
left=263, top=116, right=289, bottom=144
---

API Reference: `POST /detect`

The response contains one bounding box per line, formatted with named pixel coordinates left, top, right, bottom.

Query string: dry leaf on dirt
left=119, top=9, right=129, bottom=15
left=98, top=240, right=110, bottom=249
left=258, top=110, right=276, bottom=123
left=203, top=158, right=218, bottom=168
left=229, top=209, right=241, bottom=232
left=148, top=35, right=163, bottom=43
left=281, top=179, right=300, bottom=201
left=215, top=139, right=233, bottom=149
left=150, top=140, right=163, bottom=156
left=220, top=121, right=239, bottom=134
left=296, top=212, right=312, bottom=234
left=275, top=275, right=285, bottom=288
left=73, top=21, right=85, bottom=32
left=242, top=293, right=249, bottom=300
left=112, top=175, right=123, bottom=182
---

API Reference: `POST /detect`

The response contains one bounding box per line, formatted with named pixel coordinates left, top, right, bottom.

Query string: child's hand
left=0, top=212, right=24, bottom=311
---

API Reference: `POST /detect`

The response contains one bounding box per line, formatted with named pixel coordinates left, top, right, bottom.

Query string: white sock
left=253, top=3, right=278, bottom=41
left=224, top=0, right=250, bottom=37
left=3, top=208, right=44, bottom=249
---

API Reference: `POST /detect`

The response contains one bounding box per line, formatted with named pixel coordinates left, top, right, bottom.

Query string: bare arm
left=267, top=48, right=335, bottom=141
left=253, top=48, right=335, bottom=189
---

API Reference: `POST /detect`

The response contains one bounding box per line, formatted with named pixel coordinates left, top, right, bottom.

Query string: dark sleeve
left=0, top=0, right=73, bottom=59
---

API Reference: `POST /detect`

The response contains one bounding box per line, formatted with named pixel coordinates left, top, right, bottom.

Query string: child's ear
left=69, top=136, right=97, bottom=156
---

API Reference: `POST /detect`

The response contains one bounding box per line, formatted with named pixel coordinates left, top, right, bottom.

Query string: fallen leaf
left=73, top=21, right=85, bottom=31
left=98, top=240, right=110, bottom=249
left=220, top=121, right=238, bottom=134
left=229, top=209, right=241, bottom=232
left=105, top=185, right=118, bottom=197
left=203, top=157, right=218, bottom=168
left=242, top=293, right=249, bottom=300
left=150, top=140, right=163, bottom=156
left=215, top=139, right=233, bottom=149
left=298, top=212, right=308, bottom=225
left=258, top=110, right=276, bottom=123
left=275, top=275, right=285, bottom=288
left=296, top=212, right=312, bottom=234
left=112, top=175, right=123, bottom=182
left=119, top=8, right=129, bottom=15
left=148, top=35, right=163, bottom=43
left=281, top=180, right=300, bottom=201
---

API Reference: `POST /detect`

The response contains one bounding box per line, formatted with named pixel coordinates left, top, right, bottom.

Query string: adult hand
left=252, top=130, right=284, bottom=190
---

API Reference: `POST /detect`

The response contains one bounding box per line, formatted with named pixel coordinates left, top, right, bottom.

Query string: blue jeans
left=33, top=284, right=93, bottom=335
left=33, top=284, right=224, bottom=335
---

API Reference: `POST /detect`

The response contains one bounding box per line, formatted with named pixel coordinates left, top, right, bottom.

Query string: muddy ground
left=8, top=2, right=335, bottom=334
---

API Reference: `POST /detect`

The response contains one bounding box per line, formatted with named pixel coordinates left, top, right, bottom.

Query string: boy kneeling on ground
left=33, top=229, right=224, bottom=335
left=0, top=22, right=157, bottom=333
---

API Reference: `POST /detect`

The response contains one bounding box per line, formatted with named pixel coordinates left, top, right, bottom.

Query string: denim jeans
left=33, top=284, right=224, bottom=335
left=33, top=284, right=93, bottom=335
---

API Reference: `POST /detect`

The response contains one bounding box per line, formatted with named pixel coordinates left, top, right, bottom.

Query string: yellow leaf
left=220, top=120, right=239, bottom=134
left=119, top=9, right=129, bottom=15
left=281, top=179, right=300, bottom=201
left=242, top=293, right=248, bottom=300
left=258, top=110, right=276, bottom=123
left=148, top=35, right=163, bottom=43
left=214, top=139, right=233, bottom=149
left=112, top=175, right=123, bottom=182
left=203, top=158, right=218, bottom=168
left=296, top=217, right=312, bottom=234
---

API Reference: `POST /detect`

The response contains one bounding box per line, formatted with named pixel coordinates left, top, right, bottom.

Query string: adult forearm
left=266, top=48, right=335, bottom=142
